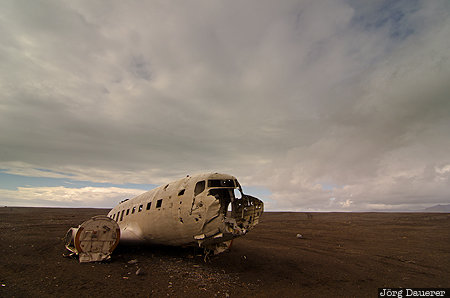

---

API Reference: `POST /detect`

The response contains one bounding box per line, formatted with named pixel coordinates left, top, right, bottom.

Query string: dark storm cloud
left=0, top=0, right=449, bottom=210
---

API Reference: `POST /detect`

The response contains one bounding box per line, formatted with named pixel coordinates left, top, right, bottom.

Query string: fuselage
left=107, top=173, right=263, bottom=253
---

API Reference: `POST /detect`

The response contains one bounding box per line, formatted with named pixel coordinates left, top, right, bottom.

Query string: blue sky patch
left=0, top=171, right=156, bottom=191
left=350, top=0, right=418, bottom=41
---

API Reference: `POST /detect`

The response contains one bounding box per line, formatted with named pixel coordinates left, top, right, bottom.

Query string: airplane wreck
left=65, top=173, right=264, bottom=262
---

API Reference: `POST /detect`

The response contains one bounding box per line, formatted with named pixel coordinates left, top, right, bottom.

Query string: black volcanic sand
left=0, top=207, right=449, bottom=297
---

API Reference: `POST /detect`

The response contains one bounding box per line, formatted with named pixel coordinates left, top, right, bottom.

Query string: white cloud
left=0, top=0, right=449, bottom=210
left=340, top=199, right=353, bottom=208
left=435, top=164, right=450, bottom=175
left=0, top=186, right=145, bottom=208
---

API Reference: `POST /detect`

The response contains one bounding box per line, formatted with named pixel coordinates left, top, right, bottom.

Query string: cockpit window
left=208, top=179, right=235, bottom=188
left=194, top=181, right=205, bottom=196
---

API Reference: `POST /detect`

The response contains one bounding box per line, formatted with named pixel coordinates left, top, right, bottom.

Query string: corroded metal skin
left=107, top=173, right=264, bottom=254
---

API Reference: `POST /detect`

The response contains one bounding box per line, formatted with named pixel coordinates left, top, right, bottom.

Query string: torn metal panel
left=200, top=192, right=264, bottom=254
left=64, top=215, right=120, bottom=263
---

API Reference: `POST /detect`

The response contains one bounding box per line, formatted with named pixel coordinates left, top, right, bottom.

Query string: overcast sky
left=1, top=0, right=449, bottom=211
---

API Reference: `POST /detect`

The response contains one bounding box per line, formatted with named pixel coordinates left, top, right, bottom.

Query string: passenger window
left=178, top=189, right=185, bottom=196
left=132, top=207, right=136, bottom=214
left=116, top=212, right=120, bottom=221
left=139, top=205, right=143, bottom=212
left=146, top=202, right=151, bottom=210
left=120, top=210, right=124, bottom=221
left=126, top=209, right=130, bottom=215
left=194, top=181, right=205, bottom=196
left=156, top=199, right=162, bottom=208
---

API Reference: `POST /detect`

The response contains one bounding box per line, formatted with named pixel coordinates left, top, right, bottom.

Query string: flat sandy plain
left=0, top=207, right=449, bottom=297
